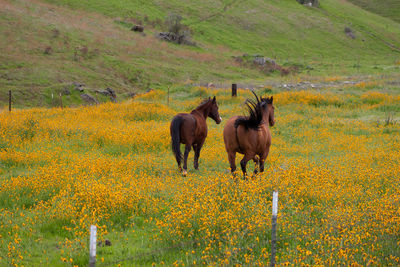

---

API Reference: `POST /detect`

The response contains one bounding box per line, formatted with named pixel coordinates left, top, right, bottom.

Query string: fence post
left=59, top=93, right=63, bottom=109
left=167, top=86, right=170, bottom=106
left=89, top=225, right=97, bottom=267
left=270, top=191, right=278, bottom=267
left=9, top=90, right=11, bottom=112
left=232, top=83, right=237, bottom=97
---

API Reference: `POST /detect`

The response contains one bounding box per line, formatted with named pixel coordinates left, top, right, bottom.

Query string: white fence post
left=89, top=225, right=97, bottom=267
left=270, top=191, right=279, bottom=267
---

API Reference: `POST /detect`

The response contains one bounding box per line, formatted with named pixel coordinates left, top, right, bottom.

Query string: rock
left=81, top=93, right=99, bottom=105
left=265, top=58, right=276, bottom=65
left=253, top=56, right=266, bottom=66
left=94, top=89, right=108, bottom=96
left=94, top=88, right=117, bottom=102
left=44, top=46, right=52, bottom=55
left=72, top=82, right=85, bottom=92
left=344, top=27, right=356, bottom=39
left=105, top=87, right=116, bottom=99
left=297, top=0, right=319, bottom=7
left=156, top=32, right=195, bottom=45
left=72, top=82, right=85, bottom=87
left=131, top=25, right=144, bottom=32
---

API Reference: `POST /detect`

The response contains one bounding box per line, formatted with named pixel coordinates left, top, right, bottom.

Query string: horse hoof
left=182, top=170, right=187, bottom=177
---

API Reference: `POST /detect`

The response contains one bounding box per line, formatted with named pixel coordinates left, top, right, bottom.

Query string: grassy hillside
left=0, top=0, right=400, bottom=108
left=347, top=0, right=400, bottom=23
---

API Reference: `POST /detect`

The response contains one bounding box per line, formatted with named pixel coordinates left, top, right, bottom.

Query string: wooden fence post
left=270, top=191, right=279, bottom=267
left=89, top=225, right=97, bottom=267
left=59, top=93, right=63, bottom=109
left=167, top=86, right=170, bottom=106
left=9, top=90, right=11, bottom=112
left=232, top=84, right=237, bottom=97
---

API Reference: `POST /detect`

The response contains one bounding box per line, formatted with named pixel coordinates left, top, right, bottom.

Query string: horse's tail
left=170, top=116, right=183, bottom=165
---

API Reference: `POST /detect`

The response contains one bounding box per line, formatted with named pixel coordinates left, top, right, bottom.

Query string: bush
left=157, top=14, right=195, bottom=45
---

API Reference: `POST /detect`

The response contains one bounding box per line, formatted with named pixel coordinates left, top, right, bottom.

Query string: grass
left=0, top=84, right=399, bottom=266
left=347, top=0, right=400, bottom=23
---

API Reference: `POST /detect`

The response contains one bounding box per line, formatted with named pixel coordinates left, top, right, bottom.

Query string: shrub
left=157, top=14, right=195, bottom=45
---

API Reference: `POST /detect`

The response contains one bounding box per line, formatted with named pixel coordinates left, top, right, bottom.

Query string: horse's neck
left=262, top=110, right=270, bottom=126
left=192, top=102, right=210, bottom=119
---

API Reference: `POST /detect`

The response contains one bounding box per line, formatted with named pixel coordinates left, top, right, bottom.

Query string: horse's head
left=261, top=96, right=275, bottom=127
left=208, top=96, right=222, bottom=124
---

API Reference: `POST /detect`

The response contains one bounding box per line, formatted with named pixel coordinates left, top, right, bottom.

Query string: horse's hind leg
left=259, top=158, right=265, bottom=173
left=253, top=155, right=260, bottom=175
left=240, top=153, right=255, bottom=179
left=182, top=144, right=191, bottom=176
left=193, top=142, right=204, bottom=170
left=228, top=152, right=236, bottom=175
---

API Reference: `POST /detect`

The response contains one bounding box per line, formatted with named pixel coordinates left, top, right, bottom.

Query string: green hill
left=347, top=0, right=400, bottom=23
left=1, top=0, right=400, bottom=107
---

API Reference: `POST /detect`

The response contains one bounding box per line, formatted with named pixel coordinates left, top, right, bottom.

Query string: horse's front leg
left=260, top=146, right=270, bottom=173
left=182, top=144, right=191, bottom=176
left=193, top=142, right=204, bottom=170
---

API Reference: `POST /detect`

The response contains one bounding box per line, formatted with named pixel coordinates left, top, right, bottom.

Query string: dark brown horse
left=223, top=92, right=275, bottom=178
left=170, top=97, right=222, bottom=176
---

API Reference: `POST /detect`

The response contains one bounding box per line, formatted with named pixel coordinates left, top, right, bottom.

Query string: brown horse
left=223, top=92, right=275, bottom=178
left=170, top=97, right=222, bottom=176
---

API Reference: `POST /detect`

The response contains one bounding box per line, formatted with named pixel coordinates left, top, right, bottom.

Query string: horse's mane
left=234, top=91, right=264, bottom=130
left=200, top=98, right=211, bottom=105
left=193, top=98, right=212, bottom=111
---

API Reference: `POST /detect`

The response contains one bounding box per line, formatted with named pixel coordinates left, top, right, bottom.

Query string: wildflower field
left=0, top=85, right=399, bottom=266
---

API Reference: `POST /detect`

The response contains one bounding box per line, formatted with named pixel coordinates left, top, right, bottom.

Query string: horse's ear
left=212, top=96, right=216, bottom=103
left=270, top=96, right=273, bottom=103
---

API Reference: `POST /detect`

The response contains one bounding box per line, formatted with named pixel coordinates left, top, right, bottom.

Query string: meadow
left=0, top=83, right=399, bottom=266
left=1, top=0, right=400, bottom=107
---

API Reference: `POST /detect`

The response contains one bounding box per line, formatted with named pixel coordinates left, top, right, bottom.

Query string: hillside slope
left=1, top=0, right=400, bottom=107
left=347, top=0, right=400, bottom=23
